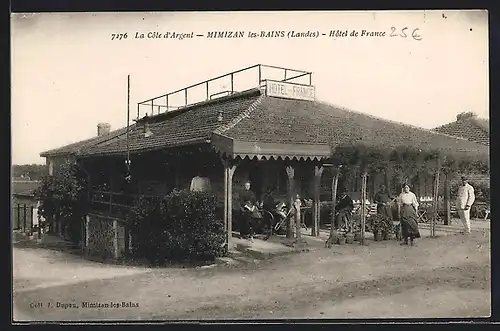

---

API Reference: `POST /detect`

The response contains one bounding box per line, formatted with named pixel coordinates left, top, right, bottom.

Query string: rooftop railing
left=136, top=64, right=313, bottom=119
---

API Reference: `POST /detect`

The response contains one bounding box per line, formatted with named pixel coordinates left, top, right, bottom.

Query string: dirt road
left=13, top=231, right=490, bottom=321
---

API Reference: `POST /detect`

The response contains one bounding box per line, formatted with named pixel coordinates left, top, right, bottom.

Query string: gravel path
left=13, top=231, right=490, bottom=321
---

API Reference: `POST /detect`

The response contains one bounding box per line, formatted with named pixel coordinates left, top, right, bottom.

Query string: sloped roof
left=48, top=88, right=489, bottom=160
left=215, top=96, right=489, bottom=159
left=433, top=117, right=489, bottom=145
left=79, top=89, right=262, bottom=157
left=40, top=126, right=130, bottom=157
left=12, top=180, right=40, bottom=194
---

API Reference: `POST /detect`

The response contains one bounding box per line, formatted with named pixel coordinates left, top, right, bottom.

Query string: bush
left=127, top=189, right=226, bottom=265
left=365, top=214, right=393, bottom=234
left=34, top=163, right=88, bottom=243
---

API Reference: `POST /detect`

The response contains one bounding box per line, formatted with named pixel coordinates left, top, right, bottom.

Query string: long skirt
left=335, top=209, right=351, bottom=229
left=377, top=204, right=393, bottom=221
left=400, top=205, right=421, bottom=239
left=240, top=211, right=260, bottom=237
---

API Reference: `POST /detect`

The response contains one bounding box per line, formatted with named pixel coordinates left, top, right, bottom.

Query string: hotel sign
left=265, top=80, right=315, bottom=101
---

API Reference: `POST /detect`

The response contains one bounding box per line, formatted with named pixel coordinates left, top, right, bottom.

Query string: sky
left=11, top=10, right=489, bottom=165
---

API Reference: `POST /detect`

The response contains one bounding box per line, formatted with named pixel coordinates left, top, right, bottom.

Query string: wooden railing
left=136, top=64, right=313, bottom=119
left=90, top=190, right=161, bottom=218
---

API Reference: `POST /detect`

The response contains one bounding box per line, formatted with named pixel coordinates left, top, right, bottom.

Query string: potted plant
left=369, top=214, right=385, bottom=242
left=394, top=223, right=402, bottom=241
left=326, top=229, right=340, bottom=246
left=337, top=233, right=346, bottom=245
left=335, top=222, right=347, bottom=245
left=382, top=218, right=394, bottom=240
left=345, top=232, right=355, bottom=244
left=349, top=213, right=362, bottom=241
left=339, top=214, right=355, bottom=244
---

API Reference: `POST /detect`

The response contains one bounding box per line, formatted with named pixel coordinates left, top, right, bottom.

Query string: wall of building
left=46, top=155, right=76, bottom=175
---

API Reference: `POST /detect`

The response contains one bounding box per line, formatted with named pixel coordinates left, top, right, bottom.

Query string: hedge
left=127, top=189, right=226, bottom=265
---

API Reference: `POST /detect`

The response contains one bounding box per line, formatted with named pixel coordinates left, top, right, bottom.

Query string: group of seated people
left=236, top=180, right=392, bottom=240
left=189, top=171, right=406, bottom=241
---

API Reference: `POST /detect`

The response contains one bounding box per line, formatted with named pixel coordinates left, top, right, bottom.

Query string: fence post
left=30, top=206, right=34, bottom=235
left=124, top=226, right=130, bottom=254
left=113, top=220, right=119, bottom=259
left=38, top=212, right=42, bottom=239
left=85, top=215, right=90, bottom=250
left=16, top=204, right=20, bottom=230
left=23, top=204, right=27, bottom=233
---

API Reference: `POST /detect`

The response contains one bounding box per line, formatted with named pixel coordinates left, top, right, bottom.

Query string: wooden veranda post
left=286, top=165, right=295, bottom=239
left=223, top=159, right=238, bottom=249
left=294, top=197, right=302, bottom=241
left=23, top=204, right=27, bottom=233
left=443, top=158, right=450, bottom=226
left=223, top=161, right=228, bottom=236
left=312, top=165, right=324, bottom=237
left=360, top=172, right=368, bottom=245
left=109, top=168, right=114, bottom=216
left=444, top=172, right=450, bottom=226
left=328, top=167, right=340, bottom=240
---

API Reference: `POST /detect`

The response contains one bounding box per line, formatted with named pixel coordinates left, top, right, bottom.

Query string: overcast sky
left=11, top=10, right=488, bottom=165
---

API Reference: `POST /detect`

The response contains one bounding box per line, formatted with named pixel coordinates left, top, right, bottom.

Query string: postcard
left=11, top=10, right=490, bottom=322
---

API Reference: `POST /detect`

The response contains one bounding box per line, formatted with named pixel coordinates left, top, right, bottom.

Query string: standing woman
left=397, top=184, right=421, bottom=246
left=374, top=184, right=394, bottom=222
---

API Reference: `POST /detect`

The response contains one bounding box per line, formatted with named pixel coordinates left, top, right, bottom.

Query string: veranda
left=78, top=138, right=488, bottom=258
left=41, top=64, right=489, bottom=258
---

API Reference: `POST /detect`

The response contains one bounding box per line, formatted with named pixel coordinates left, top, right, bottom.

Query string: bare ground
left=13, top=230, right=490, bottom=321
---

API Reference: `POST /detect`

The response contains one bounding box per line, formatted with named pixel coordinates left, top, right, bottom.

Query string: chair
left=352, top=203, right=371, bottom=217
left=473, top=202, right=490, bottom=221
left=484, top=207, right=491, bottom=221
left=450, top=202, right=457, bottom=217
left=416, top=208, right=429, bottom=223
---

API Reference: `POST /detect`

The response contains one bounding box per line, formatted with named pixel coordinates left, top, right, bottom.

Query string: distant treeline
left=12, top=164, right=48, bottom=181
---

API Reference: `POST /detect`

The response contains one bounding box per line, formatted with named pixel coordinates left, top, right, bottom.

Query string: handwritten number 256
left=390, top=27, right=422, bottom=41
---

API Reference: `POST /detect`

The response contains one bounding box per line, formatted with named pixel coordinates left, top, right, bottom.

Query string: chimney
left=97, top=123, right=111, bottom=136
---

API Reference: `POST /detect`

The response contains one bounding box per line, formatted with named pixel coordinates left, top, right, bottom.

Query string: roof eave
left=79, top=138, right=210, bottom=158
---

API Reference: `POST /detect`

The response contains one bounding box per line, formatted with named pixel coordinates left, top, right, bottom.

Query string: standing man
left=456, top=176, right=475, bottom=234
left=190, top=170, right=211, bottom=192
left=239, top=181, right=261, bottom=240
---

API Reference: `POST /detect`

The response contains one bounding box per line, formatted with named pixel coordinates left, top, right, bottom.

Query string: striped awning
left=211, top=132, right=331, bottom=161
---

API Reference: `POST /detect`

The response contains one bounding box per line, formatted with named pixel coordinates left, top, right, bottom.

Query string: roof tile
left=221, top=97, right=489, bottom=157
left=433, top=119, right=489, bottom=145
left=80, top=90, right=262, bottom=156
left=42, top=89, right=489, bottom=160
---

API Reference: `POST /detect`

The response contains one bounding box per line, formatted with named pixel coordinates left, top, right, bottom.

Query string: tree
left=456, top=111, right=477, bottom=121
left=12, top=164, right=48, bottom=180
left=34, top=163, right=88, bottom=243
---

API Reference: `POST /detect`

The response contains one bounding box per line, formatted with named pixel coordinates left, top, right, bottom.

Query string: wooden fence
left=12, top=203, right=39, bottom=235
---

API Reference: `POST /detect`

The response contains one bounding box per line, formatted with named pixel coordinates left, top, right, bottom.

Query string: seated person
left=335, top=189, right=354, bottom=230
left=262, top=188, right=277, bottom=211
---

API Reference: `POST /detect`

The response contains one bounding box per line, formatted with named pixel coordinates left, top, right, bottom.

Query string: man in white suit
left=456, top=176, right=475, bottom=234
